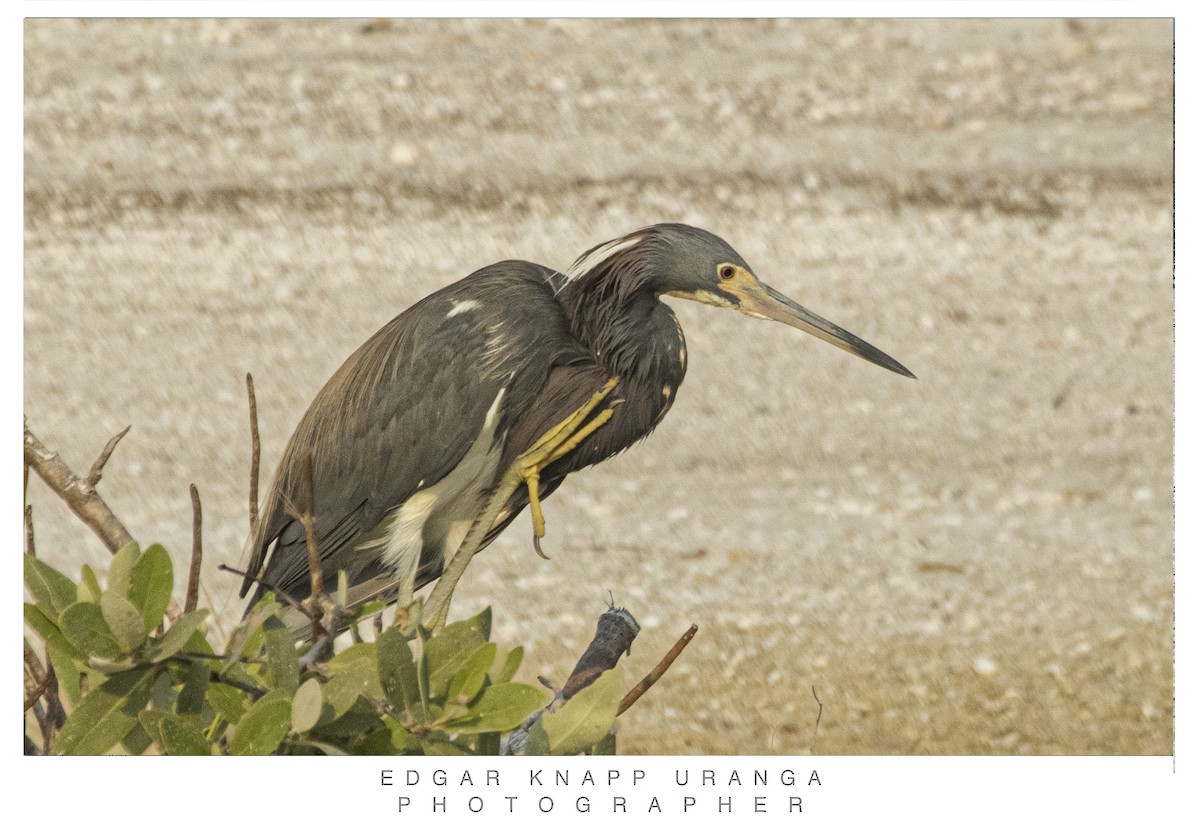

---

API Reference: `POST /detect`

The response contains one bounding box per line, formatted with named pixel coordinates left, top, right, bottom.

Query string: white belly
left=372, top=389, right=506, bottom=598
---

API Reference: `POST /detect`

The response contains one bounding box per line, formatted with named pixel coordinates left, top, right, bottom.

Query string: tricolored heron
left=240, top=224, right=913, bottom=626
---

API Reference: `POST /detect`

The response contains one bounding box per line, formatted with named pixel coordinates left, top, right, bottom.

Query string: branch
left=165, top=655, right=267, bottom=700
left=24, top=504, right=35, bottom=557
left=81, top=425, right=130, bottom=493
left=246, top=373, right=261, bottom=531
left=25, top=425, right=184, bottom=620
left=618, top=623, right=698, bottom=716
left=186, top=484, right=203, bottom=614
left=24, top=426, right=134, bottom=554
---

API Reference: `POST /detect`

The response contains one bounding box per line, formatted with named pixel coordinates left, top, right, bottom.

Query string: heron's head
left=643, top=223, right=915, bottom=378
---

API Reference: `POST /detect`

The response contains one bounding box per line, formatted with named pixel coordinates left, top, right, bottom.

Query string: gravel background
left=24, top=18, right=1173, bottom=754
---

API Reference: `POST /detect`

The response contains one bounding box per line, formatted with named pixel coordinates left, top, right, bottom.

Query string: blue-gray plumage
left=240, top=224, right=913, bottom=614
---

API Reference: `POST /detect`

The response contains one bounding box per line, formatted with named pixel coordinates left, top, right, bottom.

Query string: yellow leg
left=516, top=378, right=620, bottom=548
left=425, top=376, right=620, bottom=630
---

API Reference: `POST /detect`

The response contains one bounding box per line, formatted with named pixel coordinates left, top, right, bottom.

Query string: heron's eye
left=719, top=265, right=736, bottom=280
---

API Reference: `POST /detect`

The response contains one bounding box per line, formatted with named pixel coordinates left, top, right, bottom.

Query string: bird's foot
left=425, top=376, right=620, bottom=630
left=517, top=376, right=620, bottom=553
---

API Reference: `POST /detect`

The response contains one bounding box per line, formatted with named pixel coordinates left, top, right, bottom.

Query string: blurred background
left=24, top=18, right=1172, bottom=754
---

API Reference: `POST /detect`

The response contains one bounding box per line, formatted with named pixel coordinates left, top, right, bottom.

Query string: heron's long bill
left=743, top=282, right=916, bottom=378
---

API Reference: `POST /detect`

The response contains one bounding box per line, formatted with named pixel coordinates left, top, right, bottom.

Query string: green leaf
left=492, top=645, right=524, bottom=684
left=262, top=615, right=300, bottom=694
left=444, top=642, right=496, bottom=705
left=463, top=605, right=492, bottom=641
left=128, top=543, right=173, bottom=632
left=99, top=591, right=149, bottom=653
left=79, top=565, right=103, bottom=603
left=322, top=667, right=368, bottom=723
left=421, top=737, right=472, bottom=756
left=25, top=602, right=85, bottom=662
left=107, top=541, right=141, bottom=597
left=477, top=731, right=501, bottom=756
left=425, top=620, right=487, bottom=700
left=443, top=682, right=545, bottom=735
left=145, top=609, right=210, bottom=663
left=377, top=627, right=422, bottom=719
left=59, top=601, right=124, bottom=660
left=206, top=683, right=248, bottom=724
left=122, top=720, right=153, bottom=755
left=328, top=642, right=383, bottom=698
left=541, top=670, right=622, bottom=756
left=522, top=719, right=551, bottom=755
left=311, top=708, right=378, bottom=740
left=150, top=670, right=176, bottom=709
left=590, top=729, right=618, bottom=755
left=355, top=725, right=402, bottom=756
left=24, top=555, right=78, bottom=616
left=155, top=712, right=213, bottom=756
left=291, top=678, right=323, bottom=733
left=228, top=694, right=292, bottom=756
left=55, top=666, right=157, bottom=755
left=47, top=643, right=85, bottom=706
left=176, top=660, right=209, bottom=715
left=221, top=606, right=273, bottom=673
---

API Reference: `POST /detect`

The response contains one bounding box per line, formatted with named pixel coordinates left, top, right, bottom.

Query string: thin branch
left=24, top=426, right=135, bottom=554
left=617, top=623, right=698, bottom=716
left=24, top=672, right=53, bottom=713
left=300, top=452, right=324, bottom=600
left=24, top=504, right=35, bottom=557
left=24, top=639, right=62, bottom=752
left=811, top=685, right=823, bottom=736
left=166, top=656, right=267, bottom=700
left=23, top=640, right=46, bottom=706
left=81, top=425, right=130, bottom=493
left=186, top=484, right=203, bottom=613
left=246, top=372, right=260, bottom=531
left=218, top=563, right=312, bottom=619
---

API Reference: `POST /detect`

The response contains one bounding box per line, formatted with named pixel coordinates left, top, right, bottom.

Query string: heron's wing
left=241, top=261, right=579, bottom=603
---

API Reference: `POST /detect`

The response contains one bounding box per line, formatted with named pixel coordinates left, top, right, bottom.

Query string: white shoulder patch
left=447, top=299, right=481, bottom=317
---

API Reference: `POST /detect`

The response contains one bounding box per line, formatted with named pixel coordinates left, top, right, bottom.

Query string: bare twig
left=23, top=641, right=47, bottom=710
left=617, top=623, right=698, bottom=716
left=165, top=656, right=267, bottom=700
left=186, top=484, right=203, bottom=614
left=246, top=373, right=261, bottom=531
left=812, top=685, right=823, bottom=736
left=24, top=672, right=52, bottom=713
left=300, top=453, right=324, bottom=600
left=218, top=563, right=311, bottom=619
left=24, top=639, right=63, bottom=752
left=280, top=452, right=336, bottom=651
left=24, top=504, right=35, bottom=557
left=24, top=426, right=134, bottom=554
left=81, top=425, right=130, bottom=493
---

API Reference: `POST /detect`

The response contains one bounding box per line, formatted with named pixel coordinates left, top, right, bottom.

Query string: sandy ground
left=24, top=19, right=1173, bottom=755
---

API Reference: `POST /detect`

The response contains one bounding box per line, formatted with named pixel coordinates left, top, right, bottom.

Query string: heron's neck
left=565, top=285, right=686, bottom=388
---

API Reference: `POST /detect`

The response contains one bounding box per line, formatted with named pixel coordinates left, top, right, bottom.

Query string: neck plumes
left=559, top=237, right=687, bottom=388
